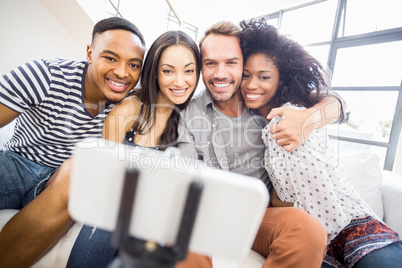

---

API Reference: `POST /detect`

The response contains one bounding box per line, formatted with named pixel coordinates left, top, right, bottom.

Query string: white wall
left=0, top=0, right=89, bottom=75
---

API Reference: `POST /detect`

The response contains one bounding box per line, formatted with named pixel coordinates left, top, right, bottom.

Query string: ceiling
left=163, top=0, right=317, bottom=41
left=75, top=0, right=319, bottom=46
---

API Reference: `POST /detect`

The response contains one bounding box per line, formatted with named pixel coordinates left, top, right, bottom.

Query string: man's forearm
left=309, top=95, right=342, bottom=130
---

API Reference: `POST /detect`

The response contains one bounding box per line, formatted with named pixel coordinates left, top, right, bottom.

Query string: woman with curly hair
left=240, top=18, right=402, bottom=268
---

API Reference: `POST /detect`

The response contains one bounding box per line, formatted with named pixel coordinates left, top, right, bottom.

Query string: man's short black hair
left=92, top=16, right=145, bottom=46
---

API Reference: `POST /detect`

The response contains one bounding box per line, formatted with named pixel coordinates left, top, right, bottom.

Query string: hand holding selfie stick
left=109, top=168, right=204, bottom=268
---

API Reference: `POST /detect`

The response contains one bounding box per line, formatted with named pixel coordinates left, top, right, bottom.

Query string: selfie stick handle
left=109, top=167, right=203, bottom=268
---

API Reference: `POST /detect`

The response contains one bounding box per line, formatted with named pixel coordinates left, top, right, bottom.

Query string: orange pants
left=176, top=207, right=327, bottom=268
left=176, top=252, right=213, bottom=268
left=252, top=207, right=327, bottom=267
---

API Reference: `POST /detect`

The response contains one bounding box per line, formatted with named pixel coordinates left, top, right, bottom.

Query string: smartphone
left=69, top=138, right=269, bottom=260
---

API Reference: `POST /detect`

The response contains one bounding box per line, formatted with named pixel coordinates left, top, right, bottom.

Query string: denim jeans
left=322, top=241, right=402, bottom=268
left=66, top=225, right=118, bottom=268
left=0, top=150, right=56, bottom=209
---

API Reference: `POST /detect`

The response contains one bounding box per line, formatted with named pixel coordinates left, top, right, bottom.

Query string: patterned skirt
left=323, top=216, right=400, bottom=268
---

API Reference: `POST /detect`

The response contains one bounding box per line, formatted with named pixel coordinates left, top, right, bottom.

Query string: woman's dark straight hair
left=132, top=30, right=201, bottom=149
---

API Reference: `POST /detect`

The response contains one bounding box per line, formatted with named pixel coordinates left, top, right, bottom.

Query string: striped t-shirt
left=0, top=58, right=115, bottom=168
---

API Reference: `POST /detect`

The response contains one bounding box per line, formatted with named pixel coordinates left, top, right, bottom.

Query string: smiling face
left=85, top=29, right=145, bottom=104
left=201, top=34, right=243, bottom=103
left=241, top=52, right=281, bottom=116
left=157, top=44, right=197, bottom=106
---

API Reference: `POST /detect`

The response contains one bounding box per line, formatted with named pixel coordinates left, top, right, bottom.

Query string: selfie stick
left=108, top=168, right=204, bottom=268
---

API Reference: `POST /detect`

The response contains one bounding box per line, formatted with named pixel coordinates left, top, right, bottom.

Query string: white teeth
left=172, top=89, right=186, bottom=94
left=109, top=80, right=125, bottom=87
left=213, top=83, right=230, bottom=88
left=246, top=94, right=261, bottom=99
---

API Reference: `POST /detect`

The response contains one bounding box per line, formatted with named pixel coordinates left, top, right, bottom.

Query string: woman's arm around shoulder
left=102, top=95, right=141, bottom=143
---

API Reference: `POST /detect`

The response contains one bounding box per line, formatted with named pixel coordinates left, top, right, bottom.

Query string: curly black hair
left=92, top=17, right=145, bottom=47
left=240, top=18, right=330, bottom=109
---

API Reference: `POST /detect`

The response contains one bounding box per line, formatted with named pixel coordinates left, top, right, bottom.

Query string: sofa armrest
left=380, top=170, right=402, bottom=236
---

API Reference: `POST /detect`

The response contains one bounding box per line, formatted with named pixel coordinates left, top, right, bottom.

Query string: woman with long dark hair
left=67, top=30, right=212, bottom=268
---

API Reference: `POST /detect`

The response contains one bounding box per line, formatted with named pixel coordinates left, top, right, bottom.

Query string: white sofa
left=213, top=153, right=402, bottom=267
left=1, top=153, right=401, bottom=267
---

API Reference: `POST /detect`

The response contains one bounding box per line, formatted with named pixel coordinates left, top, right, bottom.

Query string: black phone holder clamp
left=108, top=168, right=204, bottom=268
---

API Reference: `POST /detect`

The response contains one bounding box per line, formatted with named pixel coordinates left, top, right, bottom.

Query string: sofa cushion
left=339, top=153, right=384, bottom=220
left=0, top=209, right=82, bottom=268
left=380, top=170, right=402, bottom=235
left=213, top=250, right=265, bottom=268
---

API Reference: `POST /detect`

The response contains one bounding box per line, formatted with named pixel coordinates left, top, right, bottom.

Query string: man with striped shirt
left=0, top=17, right=145, bottom=267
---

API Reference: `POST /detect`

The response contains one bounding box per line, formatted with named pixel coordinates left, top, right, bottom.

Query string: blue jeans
left=322, top=241, right=402, bottom=268
left=66, top=226, right=118, bottom=268
left=0, top=150, right=56, bottom=209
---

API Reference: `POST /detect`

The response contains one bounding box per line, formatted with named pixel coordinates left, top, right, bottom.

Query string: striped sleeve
left=0, top=60, right=52, bottom=113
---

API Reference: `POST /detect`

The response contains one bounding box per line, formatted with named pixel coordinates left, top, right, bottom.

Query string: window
left=306, top=45, right=330, bottom=68
left=280, top=0, right=337, bottom=44
left=332, top=41, right=402, bottom=87
left=263, top=0, right=402, bottom=170
left=340, top=0, right=402, bottom=37
left=329, top=90, right=398, bottom=143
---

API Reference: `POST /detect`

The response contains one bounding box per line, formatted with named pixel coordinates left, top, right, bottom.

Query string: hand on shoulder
left=267, top=105, right=320, bottom=152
